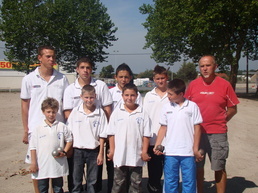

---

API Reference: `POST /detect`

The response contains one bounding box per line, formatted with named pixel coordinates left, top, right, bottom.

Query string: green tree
left=137, top=69, right=153, bottom=80
left=0, top=0, right=117, bottom=74
left=140, top=0, right=258, bottom=89
left=99, top=65, right=114, bottom=78
left=175, top=62, right=198, bottom=82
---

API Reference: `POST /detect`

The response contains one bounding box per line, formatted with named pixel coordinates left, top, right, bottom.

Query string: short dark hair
left=167, top=79, right=186, bottom=94
left=122, top=83, right=138, bottom=94
left=115, top=63, right=133, bottom=76
left=153, top=65, right=168, bottom=77
left=38, top=45, right=55, bottom=56
left=76, top=57, right=95, bottom=68
left=81, top=84, right=96, bottom=95
left=41, top=97, right=59, bottom=111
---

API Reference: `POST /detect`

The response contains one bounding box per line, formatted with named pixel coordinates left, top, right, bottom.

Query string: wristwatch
left=62, top=150, right=67, bottom=156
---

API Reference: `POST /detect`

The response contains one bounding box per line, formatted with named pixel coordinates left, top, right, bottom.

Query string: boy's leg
left=52, top=177, right=64, bottom=193
left=86, top=148, right=99, bottom=193
left=181, top=156, right=196, bottom=193
left=38, top=178, right=49, bottom=193
left=147, top=146, right=163, bottom=193
left=72, top=148, right=85, bottom=193
left=129, top=166, right=143, bottom=193
left=33, top=179, right=40, bottom=193
left=67, top=156, right=74, bottom=192
left=96, top=164, right=103, bottom=192
left=164, top=156, right=180, bottom=192
left=112, top=166, right=128, bottom=193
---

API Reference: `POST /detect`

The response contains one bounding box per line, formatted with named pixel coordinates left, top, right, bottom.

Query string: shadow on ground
left=203, top=176, right=258, bottom=193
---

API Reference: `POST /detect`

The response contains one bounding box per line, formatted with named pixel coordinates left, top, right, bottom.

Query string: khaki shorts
left=197, top=133, right=229, bottom=171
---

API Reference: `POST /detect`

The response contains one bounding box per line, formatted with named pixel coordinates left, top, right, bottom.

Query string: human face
left=167, top=89, right=184, bottom=104
left=38, top=49, right=56, bottom=69
left=153, top=73, right=168, bottom=89
left=115, top=70, right=132, bottom=90
left=122, top=89, right=138, bottom=109
left=43, top=108, right=57, bottom=124
left=76, top=62, right=92, bottom=80
left=81, top=91, right=96, bottom=109
left=199, top=56, right=217, bottom=79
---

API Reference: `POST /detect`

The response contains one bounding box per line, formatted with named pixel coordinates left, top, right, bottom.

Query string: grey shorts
left=197, top=133, right=229, bottom=171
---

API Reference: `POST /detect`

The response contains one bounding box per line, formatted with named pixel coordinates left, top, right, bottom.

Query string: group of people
left=21, top=45, right=239, bottom=193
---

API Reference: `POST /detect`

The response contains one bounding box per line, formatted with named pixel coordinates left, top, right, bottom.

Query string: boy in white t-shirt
left=29, top=97, right=72, bottom=193
left=107, top=83, right=152, bottom=193
left=67, top=85, right=108, bottom=193
left=154, top=79, right=203, bottom=193
left=143, top=65, right=169, bottom=193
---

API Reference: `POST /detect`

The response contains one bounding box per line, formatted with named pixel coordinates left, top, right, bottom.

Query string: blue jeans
left=72, top=148, right=99, bottom=193
left=164, top=156, right=196, bottom=193
left=38, top=177, right=63, bottom=193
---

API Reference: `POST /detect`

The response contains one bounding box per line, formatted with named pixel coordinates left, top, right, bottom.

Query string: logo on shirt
left=73, top=96, right=80, bottom=99
left=57, top=132, right=63, bottom=140
left=185, top=111, right=192, bottom=117
left=200, top=91, right=214, bottom=95
left=39, top=134, right=46, bottom=138
left=148, top=100, right=155, bottom=104
left=166, top=111, right=173, bottom=114
left=136, top=117, right=144, bottom=125
left=32, top=85, right=41, bottom=88
left=93, top=121, right=100, bottom=127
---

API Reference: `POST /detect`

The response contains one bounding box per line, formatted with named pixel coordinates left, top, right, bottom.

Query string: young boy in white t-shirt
left=143, top=65, right=169, bottom=192
left=107, top=83, right=152, bottom=193
left=67, top=85, right=108, bottom=193
left=29, top=97, right=72, bottom=193
left=154, top=79, right=203, bottom=193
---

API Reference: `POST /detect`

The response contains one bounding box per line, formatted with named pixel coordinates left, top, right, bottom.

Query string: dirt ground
left=0, top=92, right=258, bottom=193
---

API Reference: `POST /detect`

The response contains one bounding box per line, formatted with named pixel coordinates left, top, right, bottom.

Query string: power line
left=108, top=53, right=152, bottom=56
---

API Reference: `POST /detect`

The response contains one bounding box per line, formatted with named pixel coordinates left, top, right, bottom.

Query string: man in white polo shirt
left=21, top=45, right=69, bottom=193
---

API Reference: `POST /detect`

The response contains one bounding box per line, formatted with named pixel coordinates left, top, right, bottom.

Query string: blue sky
left=0, top=0, right=256, bottom=73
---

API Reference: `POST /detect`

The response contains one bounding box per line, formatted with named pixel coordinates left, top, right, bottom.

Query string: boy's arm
left=107, top=135, right=115, bottom=161
left=97, top=138, right=105, bottom=165
left=153, top=125, right=167, bottom=155
left=64, top=109, right=72, bottom=120
left=103, top=105, right=112, bottom=121
left=141, top=136, right=151, bottom=161
left=193, top=124, right=203, bottom=162
left=21, top=99, right=30, bottom=144
left=29, top=150, right=38, bottom=173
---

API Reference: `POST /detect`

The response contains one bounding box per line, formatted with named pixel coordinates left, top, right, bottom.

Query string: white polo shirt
left=67, top=104, right=108, bottom=149
left=63, top=78, right=112, bottom=110
left=143, top=87, right=169, bottom=145
left=160, top=99, right=203, bottom=156
left=29, top=120, right=72, bottom=180
left=109, top=84, right=142, bottom=111
left=20, top=67, right=69, bottom=133
left=107, top=104, right=152, bottom=167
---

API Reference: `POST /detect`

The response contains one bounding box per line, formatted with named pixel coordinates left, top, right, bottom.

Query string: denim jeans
left=72, top=147, right=99, bottom=193
left=38, top=177, right=63, bottom=193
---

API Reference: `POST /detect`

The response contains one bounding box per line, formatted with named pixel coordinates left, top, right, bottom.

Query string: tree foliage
left=175, top=62, right=198, bottom=82
left=99, top=64, right=114, bottom=78
left=140, top=0, right=258, bottom=89
left=0, top=0, right=117, bottom=74
left=137, top=69, right=153, bottom=80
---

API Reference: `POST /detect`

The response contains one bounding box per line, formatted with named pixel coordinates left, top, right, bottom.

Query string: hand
left=153, top=145, right=164, bottom=156
left=29, top=163, right=38, bottom=173
left=194, top=150, right=204, bottom=162
left=97, top=154, right=103, bottom=165
left=107, top=150, right=114, bottom=161
left=141, top=152, right=151, bottom=161
left=22, top=132, right=29, bottom=144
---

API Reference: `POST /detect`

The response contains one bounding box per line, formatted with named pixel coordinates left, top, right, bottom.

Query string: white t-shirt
left=20, top=67, right=69, bottom=133
left=109, top=84, right=142, bottom=111
left=29, top=120, right=72, bottom=180
left=160, top=99, right=203, bottom=156
left=143, top=88, right=169, bottom=145
left=107, top=104, right=152, bottom=167
left=63, top=78, right=113, bottom=110
left=67, top=104, right=108, bottom=149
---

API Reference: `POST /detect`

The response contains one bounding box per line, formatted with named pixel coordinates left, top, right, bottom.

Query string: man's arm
left=226, top=105, right=237, bottom=122
left=21, top=99, right=30, bottom=144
